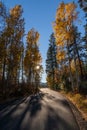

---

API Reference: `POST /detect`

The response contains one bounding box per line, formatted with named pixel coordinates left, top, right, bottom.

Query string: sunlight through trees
left=0, top=1, right=42, bottom=98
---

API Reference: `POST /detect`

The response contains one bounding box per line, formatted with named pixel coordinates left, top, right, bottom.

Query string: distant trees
left=46, top=33, right=58, bottom=90
left=24, top=28, right=42, bottom=93
left=0, top=1, right=42, bottom=98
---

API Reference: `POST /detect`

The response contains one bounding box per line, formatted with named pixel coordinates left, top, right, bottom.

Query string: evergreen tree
left=46, top=33, right=58, bottom=89
left=78, top=0, right=87, bottom=72
left=69, top=26, right=85, bottom=91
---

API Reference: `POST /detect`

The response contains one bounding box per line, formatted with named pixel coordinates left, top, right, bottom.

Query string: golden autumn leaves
left=52, top=2, right=85, bottom=91
left=10, top=5, right=23, bottom=19
left=53, top=2, right=77, bottom=62
left=0, top=1, right=42, bottom=96
left=24, top=28, right=42, bottom=84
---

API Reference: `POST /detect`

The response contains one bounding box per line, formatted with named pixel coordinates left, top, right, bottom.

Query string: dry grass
left=61, top=91, right=87, bottom=121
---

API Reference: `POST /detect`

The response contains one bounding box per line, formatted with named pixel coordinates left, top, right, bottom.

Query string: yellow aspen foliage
left=24, top=28, right=42, bottom=83
left=26, top=28, right=39, bottom=45
left=53, top=2, right=77, bottom=45
left=71, top=59, right=83, bottom=73
left=56, top=51, right=66, bottom=61
left=10, top=5, right=22, bottom=19
left=53, top=2, right=77, bottom=69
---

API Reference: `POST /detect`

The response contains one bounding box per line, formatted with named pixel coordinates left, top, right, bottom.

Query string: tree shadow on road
left=0, top=93, right=80, bottom=130
left=44, top=93, right=79, bottom=130
left=15, top=93, right=44, bottom=130
left=45, top=105, right=77, bottom=130
left=0, top=93, right=44, bottom=130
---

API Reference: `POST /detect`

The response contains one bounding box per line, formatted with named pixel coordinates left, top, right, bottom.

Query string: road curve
left=0, top=88, right=80, bottom=130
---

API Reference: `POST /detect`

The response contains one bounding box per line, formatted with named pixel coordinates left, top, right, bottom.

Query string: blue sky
left=3, top=0, right=85, bottom=82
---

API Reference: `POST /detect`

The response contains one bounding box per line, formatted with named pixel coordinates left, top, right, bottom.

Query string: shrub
left=73, top=94, right=83, bottom=104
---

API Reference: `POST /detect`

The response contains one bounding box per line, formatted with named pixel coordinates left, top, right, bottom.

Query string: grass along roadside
left=61, top=91, right=87, bottom=121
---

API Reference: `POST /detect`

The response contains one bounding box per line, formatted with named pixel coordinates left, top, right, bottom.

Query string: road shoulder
left=63, top=95, right=87, bottom=130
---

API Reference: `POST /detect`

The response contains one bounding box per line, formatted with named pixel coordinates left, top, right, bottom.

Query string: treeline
left=0, top=1, right=42, bottom=98
left=46, top=1, right=87, bottom=94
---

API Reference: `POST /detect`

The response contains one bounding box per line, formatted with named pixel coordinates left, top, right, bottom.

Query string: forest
left=0, top=1, right=87, bottom=129
left=0, top=1, right=43, bottom=98
left=0, top=0, right=87, bottom=101
left=46, top=0, right=87, bottom=95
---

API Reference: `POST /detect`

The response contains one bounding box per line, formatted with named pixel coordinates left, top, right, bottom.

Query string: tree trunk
left=2, top=58, right=6, bottom=95
left=67, top=43, right=74, bottom=91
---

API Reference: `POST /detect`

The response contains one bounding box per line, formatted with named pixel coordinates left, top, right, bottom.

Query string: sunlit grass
left=61, top=91, right=87, bottom=120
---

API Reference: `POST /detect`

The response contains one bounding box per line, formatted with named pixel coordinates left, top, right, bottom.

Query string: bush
left=73, top=94, right=83, bottom=105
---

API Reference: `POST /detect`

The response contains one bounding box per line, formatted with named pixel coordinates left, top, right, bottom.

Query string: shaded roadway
left=0, top=88, right=80, bottom=130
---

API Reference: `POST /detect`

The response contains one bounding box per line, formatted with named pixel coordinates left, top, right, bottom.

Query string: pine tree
left=46, top=33, right=58, bottom=89
left=68, top=26, right=85, bottom=91
left=78, top=1, right=87, bottom=76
